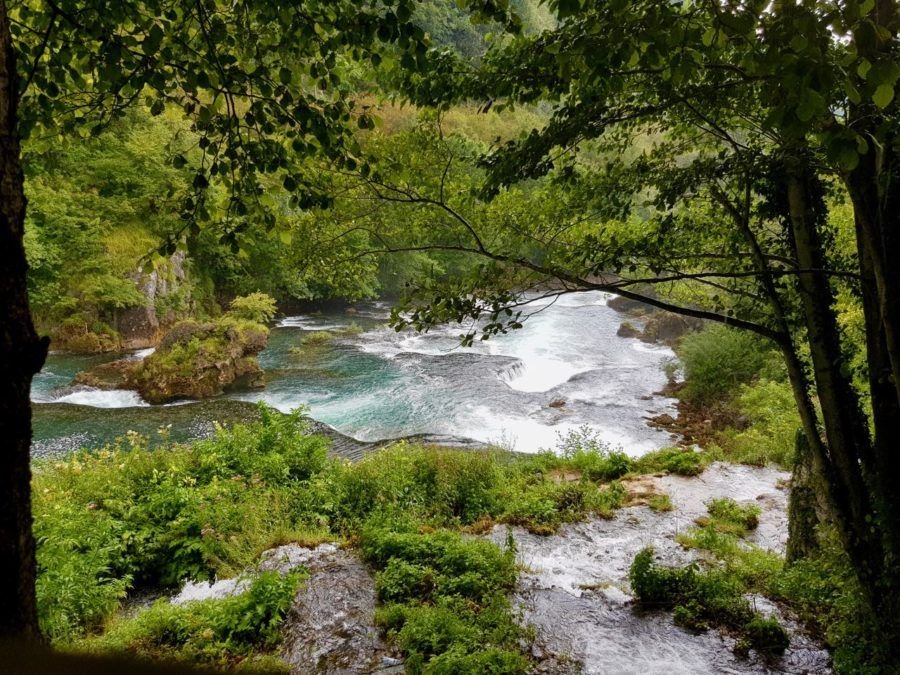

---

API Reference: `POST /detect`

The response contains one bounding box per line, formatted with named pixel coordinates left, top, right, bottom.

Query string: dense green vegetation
left=655, top=494, right=890, bottom=672
left=32, top=407, right=635, bottom=668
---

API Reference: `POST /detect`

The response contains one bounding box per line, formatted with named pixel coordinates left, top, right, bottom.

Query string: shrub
left=718, top=380, right=802, bottom=468
left=629, top=548, right=788, bottom=658
left=557, top=426, right=632, bottom=480
left=364, top=526, right=526, bottom=672
left=32, top=406, right=328, bottom=640
left=678, top=325, right=783, bottom=404
left=705, top=498, right=761, bottom=535
left=745, top=615, right=790, bottom=658
left=634, top=447, right=706, bottom=476
left=228, top=292, right=278, bottom=324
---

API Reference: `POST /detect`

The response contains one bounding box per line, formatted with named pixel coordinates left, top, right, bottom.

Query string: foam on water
left=278, top=316, right=346, bottom=330
left=54, top=388, right=148, bottom=408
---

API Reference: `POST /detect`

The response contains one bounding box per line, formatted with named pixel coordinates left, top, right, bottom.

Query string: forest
left=1, top=0, right=899, bottom=673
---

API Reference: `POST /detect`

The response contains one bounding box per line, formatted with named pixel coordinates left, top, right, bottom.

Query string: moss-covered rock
left=51, top=316, right=121, bottom=354
left=128, top=318, right=268, bottom=403
left=72, top=360, right=139, bottom=390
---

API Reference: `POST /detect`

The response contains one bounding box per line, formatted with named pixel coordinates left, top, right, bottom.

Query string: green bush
left=33, top=415, right=635, bottom=660
left=629, top=547, right=789, bottom=658
left=745, top=615, right=790, bottom=658
left=363, top=526, right=526, bottom=672
left=557, top=427, right=633, bottom=480
left=718, top=379, right=802, bottom=467
left=705, top=497, right=761, bottom=535
left=33, top=405, right=328, bottom=640
left=634, top=447, right=706, bottom=476
left=228, top=292, right=278, bottom=324
left=678, top=325, right=783, bottom=404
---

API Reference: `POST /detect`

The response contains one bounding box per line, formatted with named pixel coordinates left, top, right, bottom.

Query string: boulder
left=274, top=544, right=402, bottom=674
left=127, top=318, right=268, bottom=403
left=617, top=321, right=641, bottom=338
left=72, top=359, right=139, bottom=390
left=639, top=312, right=704, bottom=345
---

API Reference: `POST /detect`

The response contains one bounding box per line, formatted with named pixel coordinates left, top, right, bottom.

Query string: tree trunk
left=0, top=1, right=47, bottom=641
left=785, top=157, right=900, bottom=658
left=786, top=430, right=823, bottom=564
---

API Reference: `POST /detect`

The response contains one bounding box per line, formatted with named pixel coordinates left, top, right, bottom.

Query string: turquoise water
left=33, top=293, right=679, bottom=455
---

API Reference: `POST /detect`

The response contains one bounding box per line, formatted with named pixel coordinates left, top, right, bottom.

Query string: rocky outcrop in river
left=70, top=318, right=268, bottom=404
left=130, top=319, right=267, bottom=403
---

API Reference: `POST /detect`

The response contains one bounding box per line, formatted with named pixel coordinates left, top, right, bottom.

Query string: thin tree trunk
left=0, top=0, right=47, bottom=641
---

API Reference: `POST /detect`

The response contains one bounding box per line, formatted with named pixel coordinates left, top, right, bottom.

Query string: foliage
left=227, top=293, right=278, bottom=325
left=79, top=570, right=303, bottom=669
left=24, top=109, right=195, bottom=331
left=705, top=498, right=761, bottom=535
left=32, top=411, right=633, bottom=649
left=647, top=494, right=674, bottom=513
left=364, top=527, right=527, bottom=673
left=556, top=426, right=632, bottom=480
left=770, top=529, right=888, bottom=673
left=717, top=380, right=803, bottom=468
left=676, top=510, right=890, bottom=673
left=32, top=406, right=328, bottom=641
left=678, top=326, right=784, bottom=405
left=629, top=548, right=788, bottom=658
left=633, top=447, right=708, bottom=477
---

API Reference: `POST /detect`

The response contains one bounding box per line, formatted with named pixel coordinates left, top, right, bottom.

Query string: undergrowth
left=33, top=406, right=634, bottom=668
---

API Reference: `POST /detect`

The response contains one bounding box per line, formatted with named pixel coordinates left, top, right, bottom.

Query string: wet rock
left=275, top=544, right=400, bottom=674
left=117, top=251, right=189, bottom=350
left=617, top=321, right=641, bottom=338
left=640, top=312, right=704, bottom=345
left=608, top=294, right=653, bottom=314
left=72, top=359, right=139, bottom=390
left=649, top=413, right=677, bottom=427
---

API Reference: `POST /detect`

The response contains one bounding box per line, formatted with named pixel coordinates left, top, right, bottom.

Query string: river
left=32, top=291, right=678, bottom=456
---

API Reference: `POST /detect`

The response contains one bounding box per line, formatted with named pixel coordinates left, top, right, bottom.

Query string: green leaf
left=873, top=84, right=894, bottom=109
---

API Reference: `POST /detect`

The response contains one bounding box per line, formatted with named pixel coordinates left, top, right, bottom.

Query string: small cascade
left=497, top=359, right=527, bottom=383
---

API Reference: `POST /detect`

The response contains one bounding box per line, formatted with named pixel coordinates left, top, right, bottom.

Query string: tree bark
left=786, top=430, right=822, bottom=564
left=0, top=1, right=47, bottom=641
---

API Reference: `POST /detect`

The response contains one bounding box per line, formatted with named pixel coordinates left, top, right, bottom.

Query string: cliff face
left=116, top=252, right=189, bottom=350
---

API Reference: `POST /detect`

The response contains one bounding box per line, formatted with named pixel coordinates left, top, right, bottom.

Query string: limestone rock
left=617, top=321, right=641, bottom=338
left=127, top=319, right=268, bottom=403
left=273, top=544, right=402, bottom=674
